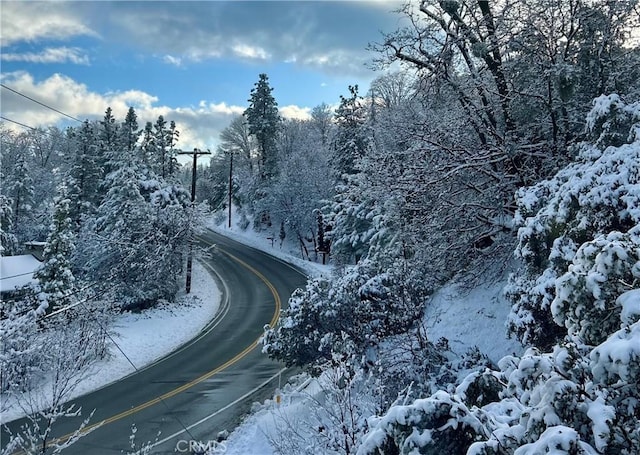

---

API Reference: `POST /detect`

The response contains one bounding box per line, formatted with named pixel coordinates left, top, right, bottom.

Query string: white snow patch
left=424, top=270, right=523, bottom=363
left=619, top=288, right=640, bottom=326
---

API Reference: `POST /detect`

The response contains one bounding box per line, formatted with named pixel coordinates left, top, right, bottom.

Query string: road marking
left=25, top=241, right=283, bottom=453
left=134, top=367, right=288, bottom=454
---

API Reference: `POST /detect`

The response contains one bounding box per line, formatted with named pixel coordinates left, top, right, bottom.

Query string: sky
left=0, top=0, right=405, bottom=154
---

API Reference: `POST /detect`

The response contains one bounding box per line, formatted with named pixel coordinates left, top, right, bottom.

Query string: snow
left=215, top=223, right=524, bottom=455
left=1, top=259, right=221, bottom=424
left=513, top=426, right=597, bottom=455
left=423, top=269, right=523, bottom=363
left=619, top=289, right=640, bottom=326
left=207, top=204, right=332, bottom=279
left=0, top=254, right=42, bottom=293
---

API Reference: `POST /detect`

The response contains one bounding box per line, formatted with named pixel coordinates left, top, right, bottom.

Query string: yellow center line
left=26, top=244, right=282, bottom=452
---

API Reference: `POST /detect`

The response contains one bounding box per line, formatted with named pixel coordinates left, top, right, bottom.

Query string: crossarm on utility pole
left=177, top=148, right=212, bottom=293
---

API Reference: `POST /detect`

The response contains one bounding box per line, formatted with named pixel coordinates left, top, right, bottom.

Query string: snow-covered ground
left=423, top=271, right=523, bottom=364
left=207, top=205, right=332, bottom=279
left=1, top=260, right=221, bottom=424
left=207, top=212, right=524, bottom=455
left=2, top=210, right=525, bottom=455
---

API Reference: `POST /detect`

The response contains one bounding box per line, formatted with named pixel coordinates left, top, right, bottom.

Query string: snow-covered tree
left=359, top=94, right=640, bottom=455
left=119, top=106, right=141, bottom=154
left=0, top=193, right=18, bottom=256
left=263, top=257, right=424, bottom=370
left=1, top=307, right=106, bottom=455
left=507, top=94, right=640, bottom=349
left=82, top=162, right=194, bottom=310
left=33, top=184, right=76, bottom=313
left=244, top=73, right=281, bottom=181
left=258, top=119, right=333, bottom=258
left=8, top=152, right=35, bottom=233
left=67, top=120, right=101, bottom=226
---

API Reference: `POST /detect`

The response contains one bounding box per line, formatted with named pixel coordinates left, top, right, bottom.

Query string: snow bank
left=1, top=260, right=220, bottom=424
left=423, top=269, right=523, bottom=363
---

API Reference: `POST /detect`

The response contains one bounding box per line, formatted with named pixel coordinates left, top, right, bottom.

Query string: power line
left=0, top=115, right=42, bottom=132
left=1, top=83, right=82, bottom=123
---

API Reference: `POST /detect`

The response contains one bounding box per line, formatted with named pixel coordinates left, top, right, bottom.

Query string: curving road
left=1, top=230, right=307, bottom=454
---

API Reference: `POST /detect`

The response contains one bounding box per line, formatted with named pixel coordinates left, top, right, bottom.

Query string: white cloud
left=162, top=55, right=183, bottom=67
left=0, top=72, right=246, bottom=152
left=0, top=2, right=98, bottom=46
left=280, top=105, right=312, bottom=120
left=1, top=47, right=90, bottom=65
left=104, top=1, right=396, bottom=78
left=232, top=44, right=270, bottom=60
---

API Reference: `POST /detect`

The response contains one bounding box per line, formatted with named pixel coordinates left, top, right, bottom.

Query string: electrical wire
left=0, top=115, right=42, bottom=132
left=1, top=83, right=82, bottom=123
left=0, top=115, right=68, bottom=138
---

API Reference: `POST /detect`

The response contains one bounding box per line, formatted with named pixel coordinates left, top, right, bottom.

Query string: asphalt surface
left=1, top=230, right=307, bottom=454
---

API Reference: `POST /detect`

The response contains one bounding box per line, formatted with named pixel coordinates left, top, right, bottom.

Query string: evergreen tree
left=8, top=152, right=34, bottom=236
left=332, top=85, right=368, bottom=181
left=140, top=121, right=155, bottom=168
left=0, top=193, right=18, bottom=255
left=67, top=120, right=101, bottom=225
left=98, top=107, right=119, bottom=176
left=119, top=106, right=141, bottom=154
left=86, top=162, right=192, bottom=310
left=167, top=120, right=180, bottom=178
left=243, top=73, right=281, bottom=180
left=153, top=115, right=169, bottom=178
left=34, top=184, right=76, bottom=313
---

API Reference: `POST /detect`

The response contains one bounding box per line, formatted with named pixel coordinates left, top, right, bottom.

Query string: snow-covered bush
left=552, top=229, right=640, bottom=345
left=358, top=390, right=488, bottom=455
left=263, top=258, right=424, bottom=370
left=362, top=330, right=639, bottom=454
left=507, top=94, right=640, bottom=348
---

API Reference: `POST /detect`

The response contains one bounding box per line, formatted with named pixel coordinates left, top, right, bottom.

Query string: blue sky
left=1, top=1, right=404, bottom=151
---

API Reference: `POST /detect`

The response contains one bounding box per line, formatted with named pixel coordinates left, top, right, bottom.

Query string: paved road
left=2, top=230, right=307, bottom=454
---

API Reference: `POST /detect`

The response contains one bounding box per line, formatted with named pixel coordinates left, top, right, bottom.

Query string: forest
left=2, top=0, right=640, bottom=453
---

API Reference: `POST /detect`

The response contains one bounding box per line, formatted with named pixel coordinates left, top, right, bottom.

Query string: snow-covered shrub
left=263, top=258, right=424, bottom=370
left=358, top=390, right=487, bottom=455
left=507, top=94, right=640, bottom=348
left=512, top=426, right=598, bottom=455
left=363, top=334, right=639, bottom=454
left=552, top=229, right=640, bottom=345
left=586, top=94, right=640, bottom=149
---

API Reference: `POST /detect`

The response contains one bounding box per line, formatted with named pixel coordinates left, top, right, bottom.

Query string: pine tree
left=154, top=115, right=169, bottom=178
left=8, top=153, right=34, bottom=231
left=120, top=106, right=141, bottom=154
left=243, top=73, right=281, bottom=180
left=332, top=85, right=368, bottom=181
left=140, top=121, right=155, bottom=168
left=0, top=193, right=18, bottom=255
left=98, top=107, right=119, bottom=176
left=34, top=184, right=76, bottom=313
left=68, top=120, right=101, bottom=225
left=167, top=120, right=180, bottom=178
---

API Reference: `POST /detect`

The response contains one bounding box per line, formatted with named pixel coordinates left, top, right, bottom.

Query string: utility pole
left=177, top=148, right=211, bottom=293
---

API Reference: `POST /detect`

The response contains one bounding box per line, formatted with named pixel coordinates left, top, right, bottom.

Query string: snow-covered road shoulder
left=1, top=260, right=221, bottom=424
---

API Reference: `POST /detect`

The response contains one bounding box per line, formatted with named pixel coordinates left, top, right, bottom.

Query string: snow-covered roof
left=0, top=255, right=42, bottom=293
